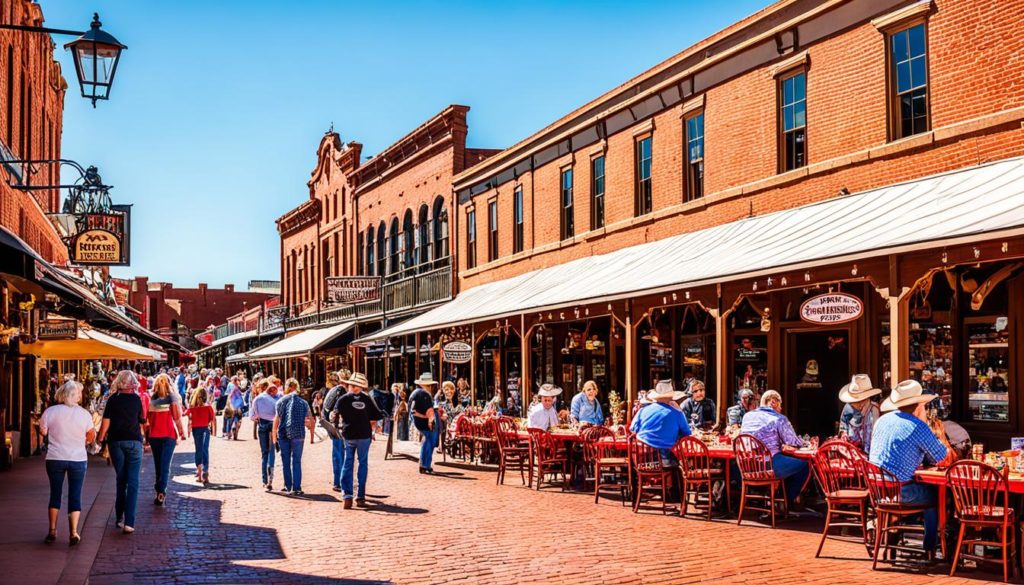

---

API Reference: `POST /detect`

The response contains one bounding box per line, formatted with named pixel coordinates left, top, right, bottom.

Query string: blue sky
left=44, top=0, right=771, bottom=289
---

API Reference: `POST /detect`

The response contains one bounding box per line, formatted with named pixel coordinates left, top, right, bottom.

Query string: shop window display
left=966, top=317, right=1010, bottom=422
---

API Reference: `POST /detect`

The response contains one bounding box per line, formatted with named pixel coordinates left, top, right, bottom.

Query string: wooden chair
left=472, top=418, right=498, bottom=464
left=860, top=460, right=929, bottom=570
left=674, top=436, right=724, bottom=520
left=451, top=416, right=474, bottom=461
left=629, top=436, right=673, bottom=515
left=583, top=427, right=629, bottom=505
left=494, top=417, right=530, bottom=486
left=812, top=440, right=871, bottom=557
left=528, top=428, right=568, bottom=490
left=733, top=434, right=787, bottom=527
left=946, top=460, right=1017, bottom=582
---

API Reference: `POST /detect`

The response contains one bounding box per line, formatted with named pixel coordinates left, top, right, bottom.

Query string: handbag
left=319, top=407, right=343, bottom=441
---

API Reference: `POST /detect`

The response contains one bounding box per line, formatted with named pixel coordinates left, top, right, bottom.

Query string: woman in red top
left=185, top=388, right=216, bottom=484
left=146, top=375, right=185, bottom=506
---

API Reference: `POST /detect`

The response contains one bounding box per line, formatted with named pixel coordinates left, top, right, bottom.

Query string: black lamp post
left=0, top=12, right=126, bottom=107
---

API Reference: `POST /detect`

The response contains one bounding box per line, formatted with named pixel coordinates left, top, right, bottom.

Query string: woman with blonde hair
left=185, top=387, right=216, bottom=484
left=97, top=370, right=145, bottom=534
left=147, top=374, right=185, bottom=505
left=39, top=380, right=95, bottom=545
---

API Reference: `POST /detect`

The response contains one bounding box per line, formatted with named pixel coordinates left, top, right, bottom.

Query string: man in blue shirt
left=570, top=380, right=604, bottom=426
left=630, top=380, right=691, bottom=467
left=870, top=379, right=949, bottom=556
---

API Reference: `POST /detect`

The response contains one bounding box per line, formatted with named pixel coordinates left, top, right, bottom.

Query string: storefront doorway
left=787, top=329, right=850, bottom=440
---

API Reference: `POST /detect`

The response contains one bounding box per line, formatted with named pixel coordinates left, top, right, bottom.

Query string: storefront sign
left=442, top=340, right=472, bottom=364
left=71, top=228, right=122, bottom=265
left=37, top=319, right=78, bottom=340
left=800, top=293, right=863, bottom=325
left=263, top=306, right=287, bottom=330
left=325, top=276, right=381, bottom=304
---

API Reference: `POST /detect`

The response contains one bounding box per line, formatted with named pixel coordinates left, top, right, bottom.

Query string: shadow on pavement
left=363, top=499, right=428, bottom=515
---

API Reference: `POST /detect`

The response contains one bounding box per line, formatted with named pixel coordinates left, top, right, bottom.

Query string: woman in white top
left=39, top=380, right=96, bottom=546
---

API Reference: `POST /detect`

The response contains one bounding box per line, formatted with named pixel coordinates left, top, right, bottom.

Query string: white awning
left=359, top=156, right=1024, bottom=342
left=196, top=328, right=261, bottom=354
left=246, top=321, right=354, bottom=361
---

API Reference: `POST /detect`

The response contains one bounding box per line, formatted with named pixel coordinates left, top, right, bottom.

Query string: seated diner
left=837, top=374, right=882, bottom=453
left=629, top=380, right=691, bottom=467
left=570, top=380, right=604, bottom=427
left=739, top=390, right=809, bottom=507
left=527, top=384, right=562, bottom=431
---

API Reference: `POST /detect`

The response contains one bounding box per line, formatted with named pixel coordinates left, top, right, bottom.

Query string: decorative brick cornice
left=276, top=199, right=320, bottom=236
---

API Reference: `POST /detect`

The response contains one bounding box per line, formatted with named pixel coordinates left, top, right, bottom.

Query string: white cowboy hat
left=838, top=374, right=882, bottom=403
left=414, top=372, right=438, bottom=387
left=346, top=372, right=369, bottom=389
left=805, top=360, right=819, bottom=376
left=881, top=379, right=934, bottom=412
left=537, top=383, right=563, bottom=397
left=647, top=380, right=687, bottom=403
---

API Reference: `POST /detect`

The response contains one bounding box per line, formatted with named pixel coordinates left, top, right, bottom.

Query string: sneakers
left=122, top=526, right=135, bottom=534
left=280, top=487, right=291, bottom=494
left=331, top=486, right=342, bottom=492
left=355, top=498, right=367, bottom=508
left=292, top=489, right=304, bottom=496
left=115, top=519, right=124, bottom=530
left=343, top=499, right=353, bottom=510
left=265, top=482, right=273, bottom=492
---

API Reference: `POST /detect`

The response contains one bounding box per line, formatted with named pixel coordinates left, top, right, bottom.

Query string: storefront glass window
left=909, top=323, right=953, bottom=417
left=733, top=335, right=768, bottom=403
left=966, top=317, right=1010, bottom=422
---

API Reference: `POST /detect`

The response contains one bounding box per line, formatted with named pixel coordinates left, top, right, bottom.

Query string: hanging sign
left=71, top=228, right=122, bottom=264
left=326, top=276, right=381, bottom=304
left=37, top=319, right=78, bottom=340
left=800, top=293, right=863, bottom=325
left=442, top=340, right=472, bottom=364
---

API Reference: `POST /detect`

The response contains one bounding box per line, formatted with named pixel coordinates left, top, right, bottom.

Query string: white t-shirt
left=40, top=404, right=94, bottom=462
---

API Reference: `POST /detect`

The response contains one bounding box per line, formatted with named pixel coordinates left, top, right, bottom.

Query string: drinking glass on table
left=810, top=436, right=819, bottom=450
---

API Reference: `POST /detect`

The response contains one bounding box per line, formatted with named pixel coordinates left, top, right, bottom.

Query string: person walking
left=147, top=374, right=185, bottom=506
left=332, top=372, right=384, bottom=509
left=272, top=378, right=314, bottom=495
left=96, top=370, right=145, bottom=534
left=409, top=373, right=440, bottom=474
left=226, top=379, right=245, bottom=440
left=394, top=386, right=409, bottom=441
left=321, top=370, right=349, bottom=493
left=185, top=387, right=216, bottom=484
left=39, top=380, right=95, bottom=545
left=250, top=378, right=281, bottom=491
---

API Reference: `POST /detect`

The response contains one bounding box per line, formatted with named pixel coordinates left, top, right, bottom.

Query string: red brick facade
left=0, top=0, right=68, bottom=263
left=454, top=0, right=1024, bottom=290
left=127, top=276, right=275, bottom=334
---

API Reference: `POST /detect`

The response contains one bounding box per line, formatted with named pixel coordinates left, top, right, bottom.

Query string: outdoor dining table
left=706, top=444, right=818, bottom=505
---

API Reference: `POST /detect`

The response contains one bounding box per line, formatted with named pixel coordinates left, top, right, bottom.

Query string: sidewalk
left=0, top=454, right=116, bottom=585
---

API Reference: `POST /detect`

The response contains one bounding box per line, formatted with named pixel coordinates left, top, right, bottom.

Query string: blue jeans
left=46, top=460, right=87, bottom=512
left=257, top=420, right=275, bottom=485
left=331, top=438, right=346, bottom=488
left=192, top=427, right=210, bottom=470
left=771, top=453, right=810, bottom=505
left=419, top=427, right=438, bottom=470
left=901, top=482, right=939, bottom=552
left=278, top=437, right=304, bottom=491
left=149, top=437, right=176, bottom=494
left=341, top=437, right=371, bottom=500
left=109, top=440, right=143, bottom=527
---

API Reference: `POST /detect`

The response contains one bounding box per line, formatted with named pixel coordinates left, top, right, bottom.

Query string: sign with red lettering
left=799, top=293, right=863, bottom=325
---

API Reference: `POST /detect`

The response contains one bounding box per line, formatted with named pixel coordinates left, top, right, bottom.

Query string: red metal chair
left=859, top=459, right=929, bottom=570
left=528, top=428, right=568, bottom=490
left=674, top=436, right=724, bottom=520
left=812, top=440, right=871, bottom=557
left=733, top=434, right=787, bottom=527
left=472, top=418, right=498, bottom=464
left=451, top=416, right=474, bottom=461
left=946, top=460, right=1017, bottom=582
left=494, top=417, right=530, bottom=486
left=629, top=436, right=673, bottom=515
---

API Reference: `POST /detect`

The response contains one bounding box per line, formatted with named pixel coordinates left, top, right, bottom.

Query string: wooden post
left=521, top=314, right=531, bottom=407
left=470, top=323, right=477, bottom=406
left=414, top=332, right=421, bottom=381
left=889, top=288, right=911, bottom=386
left=625, top=312, right=637, bottom=404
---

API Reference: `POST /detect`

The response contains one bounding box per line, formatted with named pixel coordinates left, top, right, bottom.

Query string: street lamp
left=64, top=14, right=127, bottom=107
left=0, top=12, right=126, bottom=107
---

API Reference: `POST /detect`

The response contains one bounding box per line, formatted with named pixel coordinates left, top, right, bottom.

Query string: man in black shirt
left=409, top=373, right=439, bottom=475
left=333, top=372, right=383, bottom=509
left=679, top=381, right=717, bottom=431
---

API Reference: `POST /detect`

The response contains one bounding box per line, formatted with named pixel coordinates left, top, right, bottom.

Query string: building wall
left=127, top=276, right=275, bottom=333
left=0, top=0, right=68, bottom=263
left=456, top=0, right=1024, bottom=289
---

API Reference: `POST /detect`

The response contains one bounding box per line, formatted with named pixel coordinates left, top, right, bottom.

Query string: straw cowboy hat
left=646, top=380, right=687, bottom=403
left=414, top=372, right=438, bottom=387
left=838, top=374, right=882, bottom=403
left=537, top=383, right=563, bottom=397
left=346, top=372, right=369, bottom=389
left=881, top=379, right=934, bottom=412
left=805, top=360, right=820, bottom=376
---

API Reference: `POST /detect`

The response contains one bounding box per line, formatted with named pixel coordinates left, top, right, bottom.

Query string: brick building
left=365, top=0, right=1024, bottom=446
left=127, top=276, right=275, bottom=338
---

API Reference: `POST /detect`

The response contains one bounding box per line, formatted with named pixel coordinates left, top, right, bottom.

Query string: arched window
left=418, top=204, right=431, bottom=267
left=432, top=196, right=448, bottom=259
left=376, top=222, right=386, bottom=278
left=402, top=209, right=415, bottom=272
left=388, top=217, right=400, bottom=277
left=366, top=229, right=375, bottom=276
left=356, top=230, right=364, bottom=276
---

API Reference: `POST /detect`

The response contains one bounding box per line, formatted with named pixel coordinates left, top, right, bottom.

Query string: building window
left=417, top=205, right=431, bottom=266
left=890, top=23, right=929, bottom=139
left=513, top=186, right=524, bottom=253
left=376, top=223, right=386, bottom=278
left=402, top=210, right=414, bottom=272
left=356, top=231, right=364, bottom=276
left=779, top=71, right=807, bottom=172
left=466, top=209, right=477, bottom=269
left=684, top=113, right=704, bottom=201
left=488, top=200, right=499, bottom=262
left=365, top=230, right=375, bottom=276
left=433, top=196, right=448, bottom=259
left=634, top=136, right=652, bottom=216
left=591, top=156, right=605, bottom=229
left=560, top=168, right=574, bottom=240
left=388, top=218, right=400, bottom=276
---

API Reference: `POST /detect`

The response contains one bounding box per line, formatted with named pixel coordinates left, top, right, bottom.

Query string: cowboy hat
left=881, top=379, right=934, bottom=412
left=345, top=372, right=369, bottom=389
left=805, top=360, right=819, bottom=376
left=647, top=380, right=687, bottom=403
left=537, top=383, right=563, bottom=397
left=838, top=374, right=882, bottom=403
left=414, top=372, right=438, bottom=387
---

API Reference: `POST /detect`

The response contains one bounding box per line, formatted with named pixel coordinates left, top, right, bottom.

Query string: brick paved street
left=56, top=420, right=1006, bottom=585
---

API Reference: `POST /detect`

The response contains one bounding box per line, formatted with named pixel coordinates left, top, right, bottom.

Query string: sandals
left=69, top=534, right=81, bottom=546
left=44, top=530, right=56, bottom=544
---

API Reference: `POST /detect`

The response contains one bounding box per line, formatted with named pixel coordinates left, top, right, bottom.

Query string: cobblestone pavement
left=85, top=422, right=1005, bottom=585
